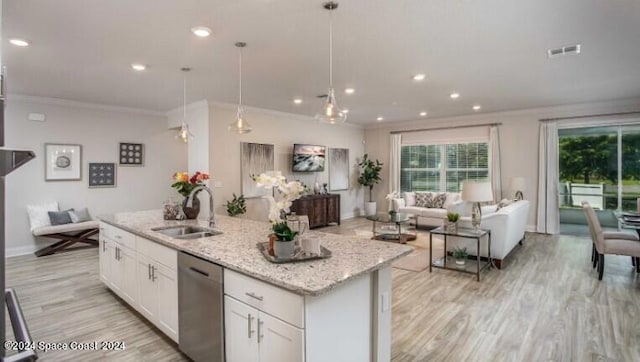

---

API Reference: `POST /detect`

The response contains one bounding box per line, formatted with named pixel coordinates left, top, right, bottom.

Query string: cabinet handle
left=151, top=265, right=157, bottom=281
left=247, top=314, right=255, bottom=338
left=115, top=247, right=119, bottom=261
left=257, top=318, right=264, bottom=343
left=245, top=292, right=264, bottom=301
left=148, top=264, right=152, bottom=280
left=102, top=240, right=106, bottom=252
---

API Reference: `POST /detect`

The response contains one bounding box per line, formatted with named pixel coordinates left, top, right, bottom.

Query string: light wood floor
left=5, top=219, right=640, bottom=361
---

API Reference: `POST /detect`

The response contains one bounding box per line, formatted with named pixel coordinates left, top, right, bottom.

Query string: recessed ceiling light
left=473, top=105, right=482, bottom=111
left=345, top=88, right=355, bottom=94
left=9, top=38, right=29, bottom=47
left=450, top=92, right=460, bottom=99
left=131, top=63, right=147, bottom=71
left=412, top=74, right=426, bottom=81
left=342, top=109, right=349, bottom=114
left=191, top=26, right=212, bottom=38
left=293, top=98, right=303, bottom=104
left=376, top=116, right=384, bottom=122
left=419, top=111, right=428, bottom=117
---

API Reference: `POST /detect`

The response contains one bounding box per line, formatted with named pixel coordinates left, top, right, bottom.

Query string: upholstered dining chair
left=583, top=202, right=640, bottom=280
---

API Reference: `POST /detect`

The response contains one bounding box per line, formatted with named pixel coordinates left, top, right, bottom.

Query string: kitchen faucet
left=186, top=185, right=215, bottom=228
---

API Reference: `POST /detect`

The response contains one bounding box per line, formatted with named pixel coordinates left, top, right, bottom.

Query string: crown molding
left=8, top=94, right=167, bottom=117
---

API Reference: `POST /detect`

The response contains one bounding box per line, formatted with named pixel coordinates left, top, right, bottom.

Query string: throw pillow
left=26, top=201, right=59, bottom=232
left=431, top=193, right=447, bottom=208
left=443, top=192, right=460, bottom=209
left=404, top=192, right=416, bottom=207
left=415, top=192, right=430, bottom=207
left=69, top=208, right=91, bottom=223
left=48, top=209, right=73, bottom=226
left=496, top=198, right=514, bottom=210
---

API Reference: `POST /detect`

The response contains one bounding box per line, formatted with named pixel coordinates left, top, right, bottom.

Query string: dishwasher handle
left=189, top=267, right=209, bottom=277
left=3, top=288, right=38, bottom=362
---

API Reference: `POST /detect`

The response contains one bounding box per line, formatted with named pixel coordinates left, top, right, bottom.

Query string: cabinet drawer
left=101, top=223, right=135, bottom=250
left=136, top=237, right=177, bottom=270
left=224, top=269, right=304, bottom=328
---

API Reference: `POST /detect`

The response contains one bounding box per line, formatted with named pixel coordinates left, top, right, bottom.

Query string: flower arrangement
left=253, top=172, right=305, bottom=241
left=171, top=171, right=210, bottom=197
left=386, top=190, right=400, bottom=213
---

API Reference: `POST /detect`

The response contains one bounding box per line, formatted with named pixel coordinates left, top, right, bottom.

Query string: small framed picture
left=88, top=162, right=116, bottom=188
left=45, top=143, right=82, bottom=181
left=118, top=142, right=144, bottom=166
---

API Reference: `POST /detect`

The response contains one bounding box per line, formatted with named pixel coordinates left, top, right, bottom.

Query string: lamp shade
left=461, top=181, right=493, bottom=202
left=510, top=177, right=526, bottom=191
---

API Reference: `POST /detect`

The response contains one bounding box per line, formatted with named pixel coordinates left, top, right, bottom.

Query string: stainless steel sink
left=151, top=225, right=222, bottom=239
left=175, top=231, right=221, bottom=240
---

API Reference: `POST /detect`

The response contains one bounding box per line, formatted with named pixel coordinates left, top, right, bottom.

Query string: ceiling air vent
left=547, top=44, right=581, bottom=58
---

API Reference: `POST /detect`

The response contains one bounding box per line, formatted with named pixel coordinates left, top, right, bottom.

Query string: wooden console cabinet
left=290, top=194, right=340, bottom=228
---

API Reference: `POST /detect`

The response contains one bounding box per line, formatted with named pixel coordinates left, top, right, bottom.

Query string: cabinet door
left=156, top=263, right=179, bottom=342
left=225, top=296, right=259, bottom=362
left=327, top=195, right=340, bottom=224
left=99, top=238, right=111, bottom=285
left=118, top=246, right=138, bottom=306
left=258, top=312, right=304, bottom=362
left=311, top=198, right=327, bottom=227
left=109, top=245, right=123, bottom=295
left=136, top=255, right=157, bottom=321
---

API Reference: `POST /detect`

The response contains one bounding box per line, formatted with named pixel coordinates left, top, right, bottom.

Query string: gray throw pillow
left=69, top=208, right=91, bottom=223
left=48, top=209, right=73, bottom=225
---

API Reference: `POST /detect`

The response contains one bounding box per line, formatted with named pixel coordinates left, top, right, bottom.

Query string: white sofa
left=450, top=200, right=530, bottom=269
left=393, top=191, right=466, bottom=226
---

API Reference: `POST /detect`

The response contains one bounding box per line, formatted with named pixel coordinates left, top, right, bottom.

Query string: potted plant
left=445, top=212, right=460, bottom=232
left=253, top=172, right=305, bottom=258
left=225, top=193, right=246, bottom=217
left=358, top=154, right=383, bottom=216
left=452, top=246, right=468, bottom=266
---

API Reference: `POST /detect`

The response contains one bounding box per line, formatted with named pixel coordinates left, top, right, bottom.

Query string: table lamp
left=510, top=177, right=526, bottom=201
left=461, top=180, right=494, bottom=228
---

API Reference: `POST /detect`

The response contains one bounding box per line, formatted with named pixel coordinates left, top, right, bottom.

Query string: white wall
left=167, top=100, right=210, bottom=214
left=365, top=97, right=640, bottom=231
left=209, top=103, right=365, bottom=221
left=4, top=96, right=187, bottom=256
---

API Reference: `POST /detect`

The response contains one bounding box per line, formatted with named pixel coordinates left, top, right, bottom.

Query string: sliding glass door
left=559, top=124, right=640, bottom=228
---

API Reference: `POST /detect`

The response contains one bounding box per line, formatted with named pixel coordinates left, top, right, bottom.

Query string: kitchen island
left=99, top=210, right=412, bottom=362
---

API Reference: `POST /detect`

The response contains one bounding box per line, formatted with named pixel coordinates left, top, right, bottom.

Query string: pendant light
left=315, top=1, right=347, bottom=124
left=228, top=42, right=253, bottom=134
left=177, top=67, right=194, bottom=143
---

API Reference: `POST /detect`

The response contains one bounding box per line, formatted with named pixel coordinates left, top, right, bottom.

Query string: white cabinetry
left=224, top=270, right=304, bottom=362
left=224, top=295, right=303, bottom=362
left=98, top=223, right=178, bottom=343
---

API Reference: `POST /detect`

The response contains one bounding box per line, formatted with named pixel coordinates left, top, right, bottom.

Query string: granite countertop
left=99, top=210, right=413, bottom=296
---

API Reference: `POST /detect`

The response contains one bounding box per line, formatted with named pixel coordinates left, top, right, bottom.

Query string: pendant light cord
left=329, top=8, right=333, bottom=88
left=183, top=75, right=187, bottom=123
left=239, top=46, right=243, bottom=107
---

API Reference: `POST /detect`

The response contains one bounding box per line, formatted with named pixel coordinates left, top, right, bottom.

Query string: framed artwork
left=45, top=143, right=82, bottom=181
left=329, top=148, right=349, bottom=191
left=119, top=142, right=144, bottom=166
left=241, top=142, right=275, bottom=198
left=88, top=162, right=116, bottom=188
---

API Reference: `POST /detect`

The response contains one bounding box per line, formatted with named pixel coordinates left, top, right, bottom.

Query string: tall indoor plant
left=358, top=154, right=383, bottom=216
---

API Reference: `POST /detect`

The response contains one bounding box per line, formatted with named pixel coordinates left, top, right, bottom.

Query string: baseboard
left=341, top=212, right=356, bottom=220
left=6, top=245, right=39, bottom=258
left=525, top=225, right=537, bottom=233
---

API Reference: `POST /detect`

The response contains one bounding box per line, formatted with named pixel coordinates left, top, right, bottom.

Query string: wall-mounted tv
left=292, top=144, right=326, bottom=172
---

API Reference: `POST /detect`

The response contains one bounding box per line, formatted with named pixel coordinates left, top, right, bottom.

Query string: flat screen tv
left=292, top=144, right=326, bottom=172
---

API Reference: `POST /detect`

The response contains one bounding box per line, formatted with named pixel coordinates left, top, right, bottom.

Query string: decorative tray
left=256, top=242, right=332, bottom=264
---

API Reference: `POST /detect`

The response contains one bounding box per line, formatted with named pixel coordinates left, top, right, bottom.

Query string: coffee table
left=366, top=212, right=417, bottom=243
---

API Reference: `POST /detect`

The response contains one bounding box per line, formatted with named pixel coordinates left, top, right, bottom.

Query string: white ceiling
left=4, top=0, right=640, bottom=124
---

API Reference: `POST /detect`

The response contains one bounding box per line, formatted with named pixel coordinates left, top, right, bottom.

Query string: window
left=400, top=142, right=489, bottom=193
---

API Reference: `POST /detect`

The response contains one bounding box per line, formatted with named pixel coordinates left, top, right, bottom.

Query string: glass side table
left=366, top=212, right=417, bottom=244
left=429, top=226, right=492, bottom=281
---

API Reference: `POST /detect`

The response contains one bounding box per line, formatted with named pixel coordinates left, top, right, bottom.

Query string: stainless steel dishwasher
left=178, top=251, right=224, bottom=362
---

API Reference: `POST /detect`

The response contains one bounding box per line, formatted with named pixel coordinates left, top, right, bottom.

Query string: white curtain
left=389, top=134, right=402, bottom=209
left=537, top=122, right=559, bottom=234
left=489, top=126, right=502, bottom=202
